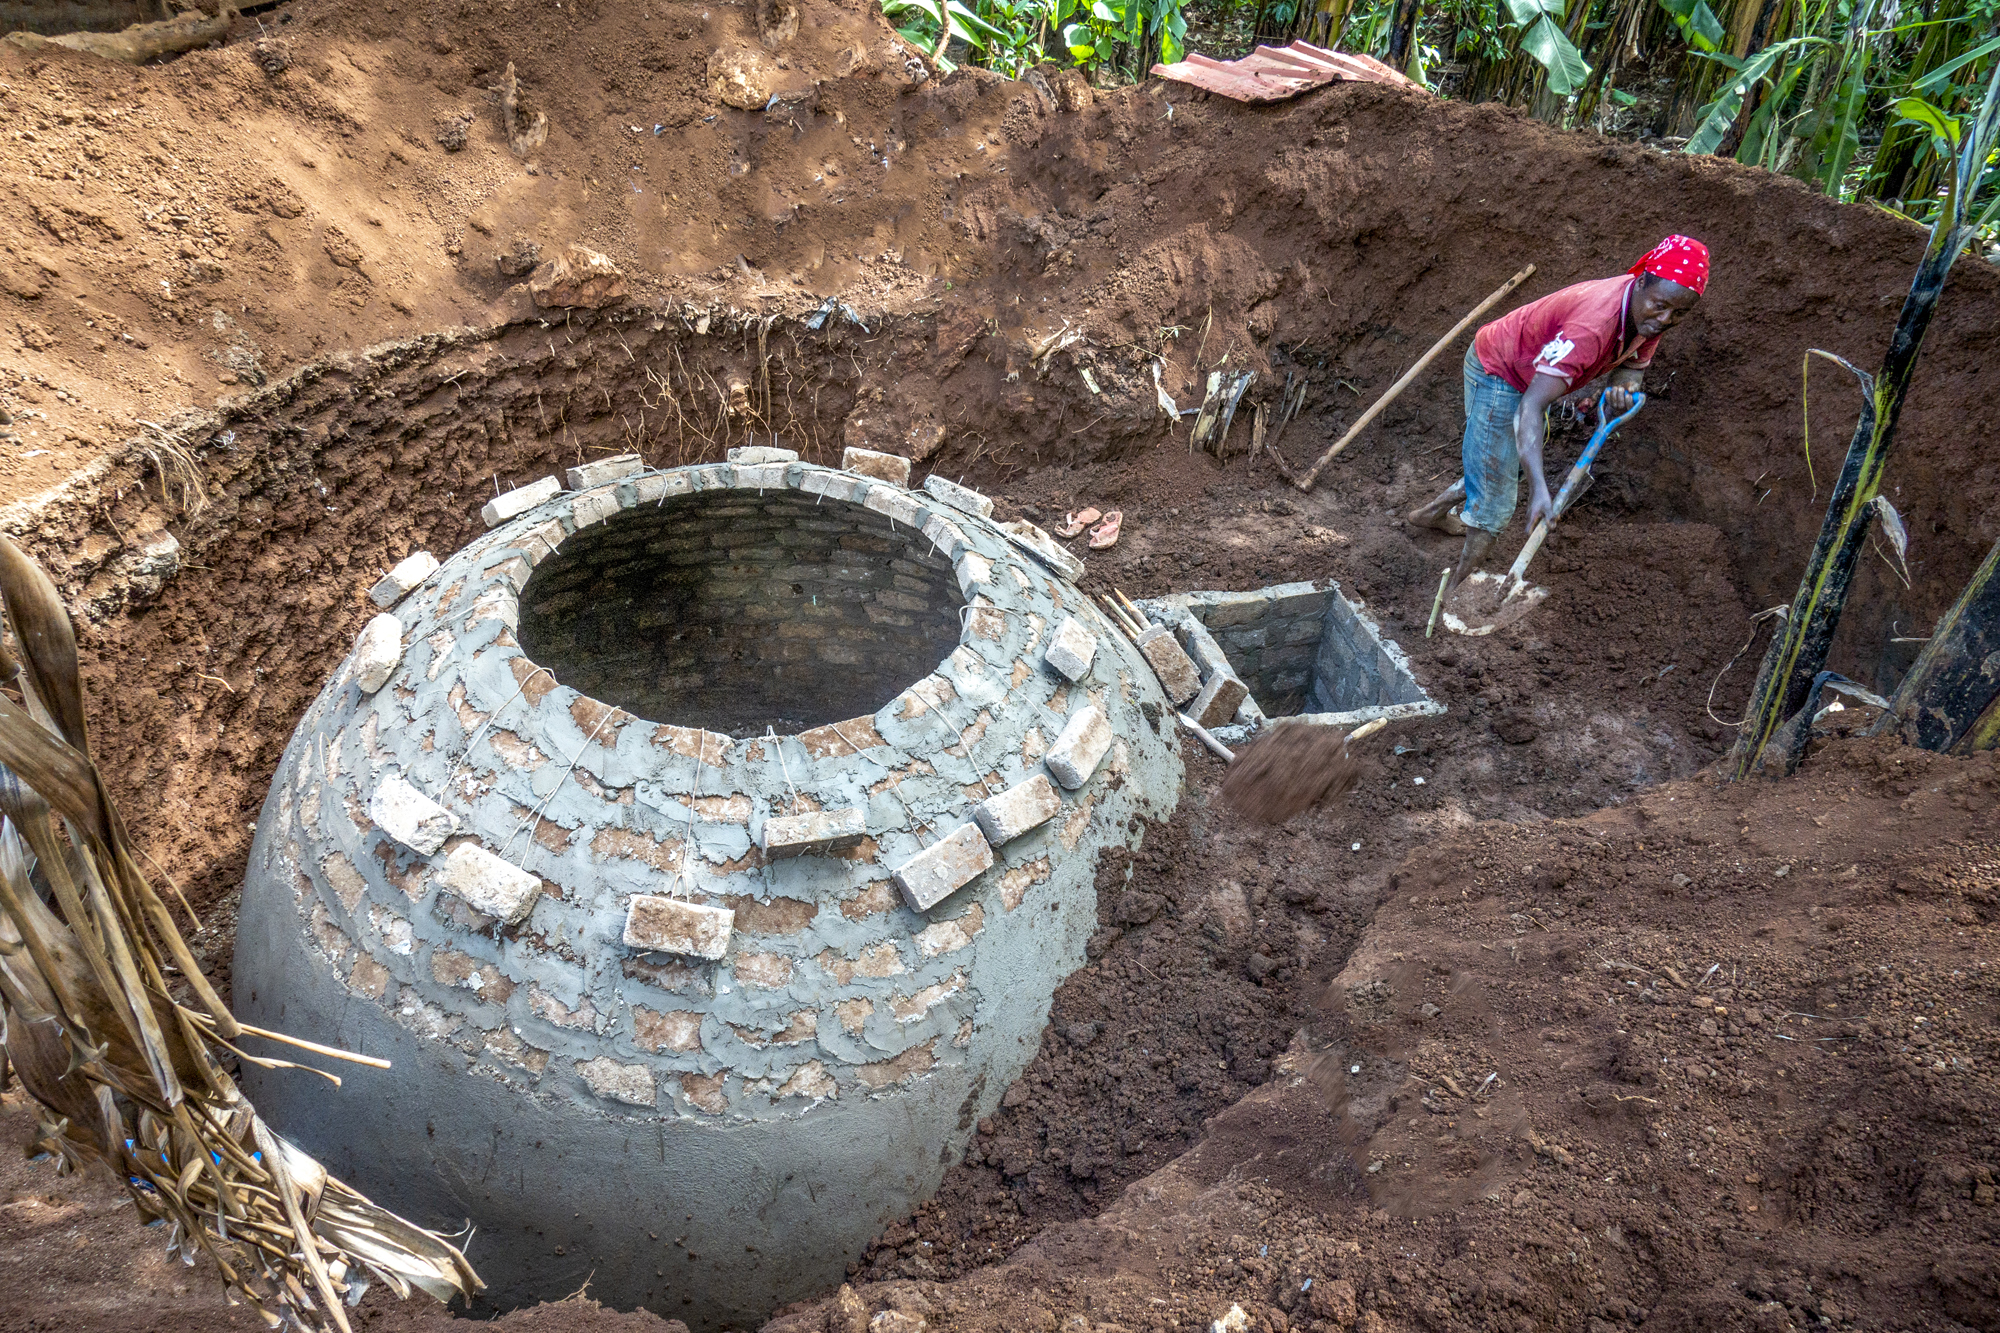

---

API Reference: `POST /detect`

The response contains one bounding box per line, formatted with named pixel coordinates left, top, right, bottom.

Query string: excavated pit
left=8, top=51, right=1997, bottom=1326
left=1140, top=581, right=1443, bottom=736
left=16, top=302, right=1945, bottom=1326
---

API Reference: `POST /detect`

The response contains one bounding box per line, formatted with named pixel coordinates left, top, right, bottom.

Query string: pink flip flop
left=1055, top=507, right=1100, bottom=539
left=1087, top=510, right=1122, bottom=550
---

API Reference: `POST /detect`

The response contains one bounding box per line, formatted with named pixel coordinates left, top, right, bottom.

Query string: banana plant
left=1682, top=34, right=1837, bottom=155
left=1659, top=0, right=1726, bottom=51
left=1055, top=0, right=1188, bottom=71
left=1503, top=0, right=1591, bottom=96
left=1889, top=81, right=2000, bottom=241
left=880, top=0, right=1040, bottom=70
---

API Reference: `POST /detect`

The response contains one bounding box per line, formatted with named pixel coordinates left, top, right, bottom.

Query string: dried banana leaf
left=0, top=535, right=481, bottom=1329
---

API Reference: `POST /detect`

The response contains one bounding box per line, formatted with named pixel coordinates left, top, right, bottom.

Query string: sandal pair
left=1055, top=507, right=1122, bottom=549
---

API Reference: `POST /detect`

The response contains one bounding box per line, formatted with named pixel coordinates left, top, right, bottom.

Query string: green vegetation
left=884, top=0, right=1999, bottom=240
left=881, top=0, right=1189, bottom=78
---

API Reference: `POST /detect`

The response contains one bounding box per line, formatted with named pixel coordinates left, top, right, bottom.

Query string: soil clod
left=1219, top=721, right=1366, bottom=825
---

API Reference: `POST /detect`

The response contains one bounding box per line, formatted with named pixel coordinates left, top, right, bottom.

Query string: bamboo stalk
left=1874, top=536, right=2000, bottom=754
left=1730, top=59, right=2000, bottom=777
left=1295, top=263, right=1535, bottom=491
left=1113, top=587, right=1154, bottom=631
left=1098, top=594, right=1145, bottom=642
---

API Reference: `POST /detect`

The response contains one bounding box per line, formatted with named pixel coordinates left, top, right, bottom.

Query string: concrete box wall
left=1142, top=580, right=1444, bottom=738
left=1306, top=589, right=1432, bottom=714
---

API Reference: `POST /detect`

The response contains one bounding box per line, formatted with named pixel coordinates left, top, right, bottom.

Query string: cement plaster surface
left=235, top=461, right=1185, bottom=1329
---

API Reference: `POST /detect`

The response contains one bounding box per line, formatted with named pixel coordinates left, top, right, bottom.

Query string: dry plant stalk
left=494, top=62, right=548, bottom=156
left=0, top=536, right=479, bottom=1330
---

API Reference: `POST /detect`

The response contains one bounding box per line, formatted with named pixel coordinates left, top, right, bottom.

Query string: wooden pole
left=1176, top=712, right=1236, bottom=762
left=1295, top=263, right=1536, bottom=491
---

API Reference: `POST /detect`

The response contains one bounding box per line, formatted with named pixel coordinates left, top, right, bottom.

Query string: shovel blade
left=1441, top=572, right=1549, bottom=636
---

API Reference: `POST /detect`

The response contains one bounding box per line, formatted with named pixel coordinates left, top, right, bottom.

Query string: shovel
left=1436, top=391, right=1645, bottom=637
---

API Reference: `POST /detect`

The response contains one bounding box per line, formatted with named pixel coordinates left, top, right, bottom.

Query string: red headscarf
left=1632, top=235, right=1712, bottom=294
left=1629, top=235, right=1709, bottom=295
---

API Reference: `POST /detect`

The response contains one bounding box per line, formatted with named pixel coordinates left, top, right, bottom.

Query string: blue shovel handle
left=1549, top=390, right=1644, bottom=522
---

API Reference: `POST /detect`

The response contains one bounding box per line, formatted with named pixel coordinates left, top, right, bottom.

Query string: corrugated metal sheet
left=1151, top=41, right=1422, bottom=103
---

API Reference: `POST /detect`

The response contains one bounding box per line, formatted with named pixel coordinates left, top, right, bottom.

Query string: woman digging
left=1406, top=236, right=1708, bottom=591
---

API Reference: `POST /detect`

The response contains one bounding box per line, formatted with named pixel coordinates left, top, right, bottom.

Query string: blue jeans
left=1460, top=343, right=1523, bottom=534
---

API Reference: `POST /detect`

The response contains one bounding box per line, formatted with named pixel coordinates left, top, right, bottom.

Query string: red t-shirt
left=1473, top=275, right=1659, bottom=392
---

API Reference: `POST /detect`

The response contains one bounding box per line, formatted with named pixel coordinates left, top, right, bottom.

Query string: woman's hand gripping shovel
left=1430, top=391, right=1645, bottom=637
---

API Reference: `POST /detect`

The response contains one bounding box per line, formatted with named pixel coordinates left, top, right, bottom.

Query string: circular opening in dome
left=517, top=488, right=966, bottom=734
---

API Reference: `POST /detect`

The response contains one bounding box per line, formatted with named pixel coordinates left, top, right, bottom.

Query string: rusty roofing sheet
left=1151, top=41, right=1422, bottom=103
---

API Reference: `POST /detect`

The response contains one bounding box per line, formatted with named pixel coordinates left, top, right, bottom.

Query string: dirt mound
left=775, top=734, right=2000, bottom=1333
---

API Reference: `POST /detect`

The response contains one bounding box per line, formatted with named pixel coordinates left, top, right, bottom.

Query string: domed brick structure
left=233, top=451, right=1184, bottom=1330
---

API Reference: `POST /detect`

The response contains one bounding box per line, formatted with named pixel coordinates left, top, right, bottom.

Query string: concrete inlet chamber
left=1140, top=581, right=1443, bottom=740
left=234, top=455, right=1184, bottom=1330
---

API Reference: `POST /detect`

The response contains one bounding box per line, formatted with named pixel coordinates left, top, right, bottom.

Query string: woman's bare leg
left=1445, top=528, right=1498, bottom=594
left=1406, top=478, right=1467, bottom=533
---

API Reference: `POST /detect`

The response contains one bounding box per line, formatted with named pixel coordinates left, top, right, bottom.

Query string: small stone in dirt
left=826, top=1284, right=869, bottom=1333
left=882, top=1289, right=933, bottom=1317
left=530, top=244, right=627, bottom=309
left=0, top=268, right=41, bottom=301
left=708, top=44, right=789, bottom=110
left=1064, top=1021, right=1101, bottom=1047
left=867, top=1313, right=925, bottom=1333
left=497, top=237, right=541, bottom=277
left=757, top=0, right=800, bottom=45
left=252, top=38, right=290, bottom=76
left=1246, top=952, right=1277, bottom=982
left=434, top=108, right=475, bottom=152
